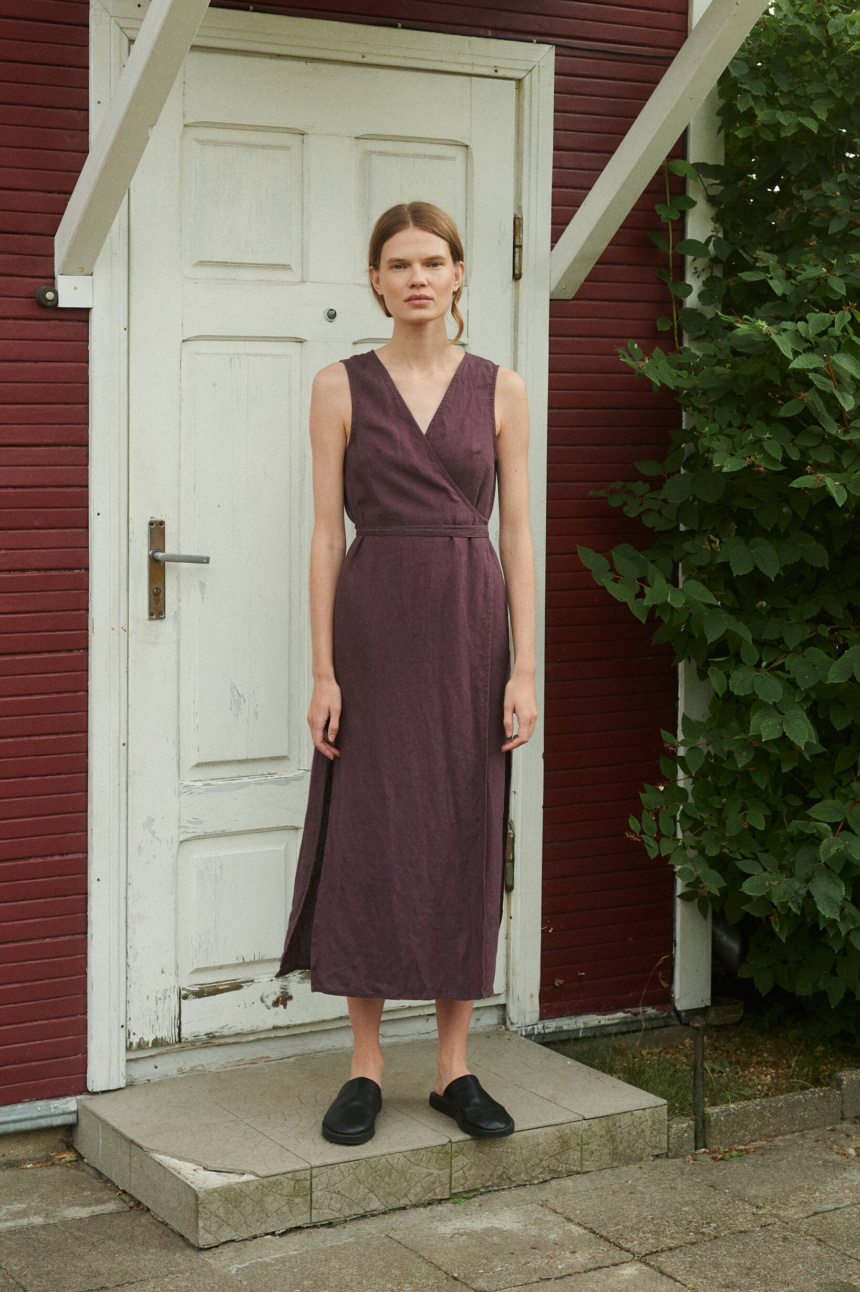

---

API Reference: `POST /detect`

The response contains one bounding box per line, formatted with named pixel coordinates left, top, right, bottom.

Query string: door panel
left=127, top=43, right=516, bottom=1048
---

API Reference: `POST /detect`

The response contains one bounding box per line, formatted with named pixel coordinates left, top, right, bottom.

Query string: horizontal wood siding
left=211, top=1, right=686, bottom=1017
left=0, top=0, right=89, bottom=1105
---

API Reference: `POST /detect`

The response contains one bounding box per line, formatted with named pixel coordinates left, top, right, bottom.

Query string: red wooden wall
left=225, top=0, right=686, bottom=1019
left=0, top=0, right=90, bottom=1104
left=0, top=0, right=686, bottom=1108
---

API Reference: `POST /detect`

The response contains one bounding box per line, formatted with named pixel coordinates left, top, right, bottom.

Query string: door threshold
left=123, top=1000, right=506, bottom=1086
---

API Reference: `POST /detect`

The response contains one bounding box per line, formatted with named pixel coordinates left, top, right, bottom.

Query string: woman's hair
left=368, top=201, right=465, bottom=342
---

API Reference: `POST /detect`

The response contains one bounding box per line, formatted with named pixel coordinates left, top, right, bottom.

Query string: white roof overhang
left=50, top=0, right=768, bottom=306
left=550, top=0, right=769, bottom=299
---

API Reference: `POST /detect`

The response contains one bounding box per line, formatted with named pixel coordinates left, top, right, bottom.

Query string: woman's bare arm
left=495, top=365, right=538, bottom=751
left=306, top=361, right=351, bottom=758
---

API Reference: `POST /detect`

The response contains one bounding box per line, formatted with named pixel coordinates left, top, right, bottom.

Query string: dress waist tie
left=355, top=524, right=489, bottom=537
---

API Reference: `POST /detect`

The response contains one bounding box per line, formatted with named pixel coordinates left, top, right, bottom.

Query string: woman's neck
left=380, top=320, right=458, bottom=372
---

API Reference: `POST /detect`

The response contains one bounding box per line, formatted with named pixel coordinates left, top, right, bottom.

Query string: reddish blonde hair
left=368, top=201, right=465, bottom=342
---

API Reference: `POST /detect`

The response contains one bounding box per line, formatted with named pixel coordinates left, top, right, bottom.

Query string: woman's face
left=369, top=227, right=464, bottom=329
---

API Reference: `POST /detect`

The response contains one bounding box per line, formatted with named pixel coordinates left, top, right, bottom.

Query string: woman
left=276, top=201, right=538, bottom=1146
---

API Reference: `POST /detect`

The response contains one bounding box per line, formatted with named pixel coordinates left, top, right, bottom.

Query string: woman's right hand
left=308, top=678, right=342, bottom=759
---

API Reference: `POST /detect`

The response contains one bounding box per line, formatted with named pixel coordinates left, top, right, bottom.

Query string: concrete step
left=74, top=1027, right=667, bottom=1248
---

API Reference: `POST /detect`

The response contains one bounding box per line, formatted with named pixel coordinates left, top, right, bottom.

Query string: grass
left=548, top=1018, right=860, bottom=1119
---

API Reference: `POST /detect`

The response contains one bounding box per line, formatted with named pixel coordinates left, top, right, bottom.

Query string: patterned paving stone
left=538, top=1156, right=775, bottom=1254
left=798, top=1204, right=860, bottom=1260
left=689, top=1124, right=860, bottom=1221
left=514, top=1266, right=686, bottom=1292
left=647, top=1223, right=860, bottom=1291
left=391, top=1199, right=629, bottom=1290
left=0, top=1163, right=126, bottom=1231
left=225, top=1234, right=462, bottom=1291
left=0, top=1210, right=197, bottom=1292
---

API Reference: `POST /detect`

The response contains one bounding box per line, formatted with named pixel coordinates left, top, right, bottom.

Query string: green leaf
left=726, top=540, right=756, bottom=576
left=789, top=353, right=825, bottom=370
left=677, top=238, right=711, bottom=258
left=729, top=666, right=757, bottom=696
left=754, top=672, right=783, bottom=703
left=749, top=537, right=780, bottom=580
left=783, top=709, right=816, bottom=750
left=681, top=579, right=718, bottom=605
left=703, top=610, right=730, bottom=643
left=809, top=800, right=848, bottom=823
left=828, top=646, right=860, bottom=684
left=577, top=547, right=610, bottom=580
left=666, top=158, right=702, bottom=183
left=741, top=873, right=773, bottom=897
left=806, top=313, right=834, bottom=337
left=810, top=869, right=844, bottom=921
left=832, top=352, right=860, bottom=380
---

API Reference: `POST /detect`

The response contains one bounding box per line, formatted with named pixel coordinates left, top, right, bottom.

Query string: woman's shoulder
left=473, top=356, right=526, bottom=398
left=313, top=358, right=351, bottom=387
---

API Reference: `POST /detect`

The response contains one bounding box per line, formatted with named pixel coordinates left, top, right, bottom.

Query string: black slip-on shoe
left=429, top=1073, right=515, bottom=1138
left=321, top=1076, right=382, bottom=1145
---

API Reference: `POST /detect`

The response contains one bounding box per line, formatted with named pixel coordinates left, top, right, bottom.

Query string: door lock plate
left=148, top=519, right=166, bottom=619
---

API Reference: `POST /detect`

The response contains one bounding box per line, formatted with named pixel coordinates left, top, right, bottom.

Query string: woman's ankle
left=350, top=1052, right=384, bottom=1085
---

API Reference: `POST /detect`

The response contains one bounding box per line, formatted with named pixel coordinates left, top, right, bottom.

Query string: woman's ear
left=453, top=261, right=465, bottom=292
left=368, top=266, right=384, bottom=298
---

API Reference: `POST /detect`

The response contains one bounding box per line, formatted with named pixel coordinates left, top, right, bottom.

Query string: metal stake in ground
left=690, top=1015, right=706, bottom=1149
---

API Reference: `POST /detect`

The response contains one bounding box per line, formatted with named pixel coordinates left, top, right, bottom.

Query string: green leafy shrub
left=578, top=0, right=860, bottom=1017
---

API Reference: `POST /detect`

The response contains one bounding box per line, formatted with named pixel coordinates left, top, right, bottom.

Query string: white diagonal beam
left=55, top=0, right=211, bottom=276
left=549, top=0, right=768, bottom=299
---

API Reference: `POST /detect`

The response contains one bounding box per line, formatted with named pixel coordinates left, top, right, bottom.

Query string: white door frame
left=87, top=0, right=553, bottom=1092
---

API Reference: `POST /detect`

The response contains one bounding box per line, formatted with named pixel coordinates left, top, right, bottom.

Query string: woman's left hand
left=502, top=670, right=538, bottom=751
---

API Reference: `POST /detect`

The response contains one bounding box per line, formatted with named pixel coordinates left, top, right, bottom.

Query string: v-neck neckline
left=371, top=348, right=470, bottom=439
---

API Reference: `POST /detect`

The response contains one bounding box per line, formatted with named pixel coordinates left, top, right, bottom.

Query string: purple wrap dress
left=277, top=348, right=512, bottom=1000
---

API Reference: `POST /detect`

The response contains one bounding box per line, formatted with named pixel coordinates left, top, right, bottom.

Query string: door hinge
left=512, top=214, right=523, bottom=281
left=504, top=819, right=515, bottom=891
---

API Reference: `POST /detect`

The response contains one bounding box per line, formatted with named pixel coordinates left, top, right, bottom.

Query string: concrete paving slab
left=689, top=1124, right=860, bottom=1220
left=391, top=1199, right=629, bottom=1290
left=0, top=1162, right=127, bottom=1230
left=513, top=1265, right=685, bottom=1292
left=470, top=1030, right=666, bottom=1119
left=134, top=1117, right=311, bottom=1177
left=798, top=1204, right=860, bottom=1259
left=225, top=1093, right=454, bottom=1169
left=101, top=1271, right=247, bottom=1292
left=647, top=1222, right=860, bottom=1291
left=223, top=1234, right=463, bottom=1291
left=0, top=1210, right=198, bottom=1292
left=537, top=1156, right=775, bottom=1254
left=0, top=1270, right=22, bottom=1292
left=377, top=1035, right=584, bottom=1140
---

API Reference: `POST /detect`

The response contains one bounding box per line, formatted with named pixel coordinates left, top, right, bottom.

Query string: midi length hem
left=277, top=349, right=513, bottom=1002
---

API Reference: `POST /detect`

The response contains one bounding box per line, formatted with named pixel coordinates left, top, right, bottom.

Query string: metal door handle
left=150, top=551, right=210, bottom=563
left=148, top=518, right=209, bottom=619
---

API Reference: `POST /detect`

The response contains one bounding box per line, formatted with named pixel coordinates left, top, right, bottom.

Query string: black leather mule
left=429, top=1073, right=515, bottom=1138
left=321, top=1076, right=382, bottom=1145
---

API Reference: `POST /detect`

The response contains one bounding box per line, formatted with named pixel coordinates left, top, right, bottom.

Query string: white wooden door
left=126, top=41, right=516, bottom=1049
